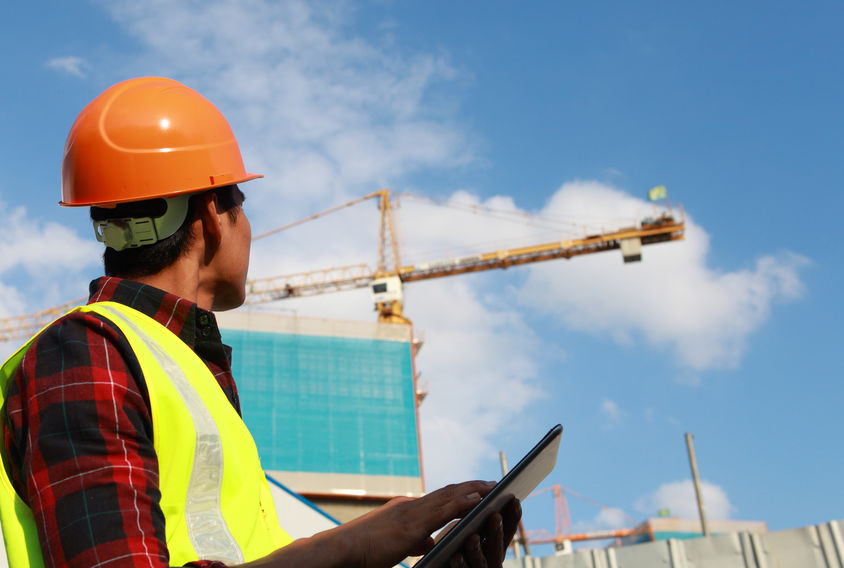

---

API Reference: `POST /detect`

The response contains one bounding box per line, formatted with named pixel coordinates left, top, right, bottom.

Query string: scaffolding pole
left=685, top=433, right=710, bottom=536
left=499, top=451, right=531, bottom=558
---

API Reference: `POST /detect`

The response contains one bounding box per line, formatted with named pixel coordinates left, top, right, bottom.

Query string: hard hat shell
left=60, top=77, right=261, bottom=207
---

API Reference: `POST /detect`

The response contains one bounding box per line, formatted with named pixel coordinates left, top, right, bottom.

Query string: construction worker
left=0, top=77, right=520, bottom=568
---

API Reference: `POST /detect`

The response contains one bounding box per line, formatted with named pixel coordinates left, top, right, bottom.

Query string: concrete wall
left=504, top=519, right=844, bottom=568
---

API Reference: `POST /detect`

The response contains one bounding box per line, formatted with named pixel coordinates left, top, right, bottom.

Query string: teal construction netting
left=223, top=327, right=420, bottom=478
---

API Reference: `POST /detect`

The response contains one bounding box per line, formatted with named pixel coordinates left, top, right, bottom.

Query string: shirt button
left=199, top=314, right=210, bottom=325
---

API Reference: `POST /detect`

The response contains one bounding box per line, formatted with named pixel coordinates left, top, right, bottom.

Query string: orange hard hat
left=60, top=77, right=261, bottom=207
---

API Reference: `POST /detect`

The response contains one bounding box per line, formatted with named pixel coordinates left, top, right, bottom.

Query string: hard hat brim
left=60, top=172, right=263, bottom=207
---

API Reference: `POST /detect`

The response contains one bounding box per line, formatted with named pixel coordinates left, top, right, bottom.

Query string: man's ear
left=195, top=191, right=224, bottom=257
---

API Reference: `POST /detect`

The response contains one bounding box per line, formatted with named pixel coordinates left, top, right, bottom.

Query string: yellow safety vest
left=0, top=301, right=293, bottom=567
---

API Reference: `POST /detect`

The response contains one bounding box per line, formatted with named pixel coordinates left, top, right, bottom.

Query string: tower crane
left=0, top=189, right=684, bottom=340
left=246, top=189, right=685, bottom=324
left=523, top=484, right=636, bottom=550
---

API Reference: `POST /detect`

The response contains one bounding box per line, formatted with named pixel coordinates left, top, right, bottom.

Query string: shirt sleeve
left=4, top=312, right=231, bottom=568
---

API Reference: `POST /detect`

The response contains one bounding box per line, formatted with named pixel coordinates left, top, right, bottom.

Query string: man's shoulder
left=11, top=307, right=132, bottom=378
left=34, top=306, right=124, bottom=345
left=9, top=305, right=150, bottom=406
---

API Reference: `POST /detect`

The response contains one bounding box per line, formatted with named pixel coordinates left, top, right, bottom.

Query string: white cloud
left=409, top=278, right=543, bottom=488
left=594, top=507, right=630, bottom=529
left=600, top=399, right=623, bottom=429
left=0, top=202, right=100, bottom=358
left=569, top=504, right=635, bottom=535
left=384, top=182, right=807, bottom=374
left=0, top=206, right=100, bottom=278
left=0, top=280, right=26, bottom=331
left=636, top=479, right=735, bottom=520
left=104, top=0, right=469, bottom=217
left=46, top=56, right=89, bottom=77
left=520, top=180, right=808, bottom=372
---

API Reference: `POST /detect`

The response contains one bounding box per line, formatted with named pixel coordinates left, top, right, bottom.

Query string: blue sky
left=2, top=0, right=842, bottom=554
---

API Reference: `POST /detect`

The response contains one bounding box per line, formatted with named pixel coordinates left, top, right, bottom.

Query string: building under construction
left=216, top=309, right=424, bottom=522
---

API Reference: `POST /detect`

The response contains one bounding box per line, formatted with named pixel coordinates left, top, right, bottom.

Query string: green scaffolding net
left=223, top=327, right=421, bottom=478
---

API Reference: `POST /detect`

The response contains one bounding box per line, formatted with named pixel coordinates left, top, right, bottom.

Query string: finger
left=462, top=534, right=488, bottom=568
left=417, top=481, right=496, bottom=532
left=481, top=513, right=505, bottom=566
left=450, top=553, right=467, bottom=568
left=411, top=536, right=436, bottom=557
left=501, top=498, right=522, bottom=546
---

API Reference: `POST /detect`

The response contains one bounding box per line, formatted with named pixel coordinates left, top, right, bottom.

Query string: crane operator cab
left=371, top=276, right=403, bottom=308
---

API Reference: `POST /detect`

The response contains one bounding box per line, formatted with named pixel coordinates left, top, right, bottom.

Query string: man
left=0, top=77, right=520, bottom=568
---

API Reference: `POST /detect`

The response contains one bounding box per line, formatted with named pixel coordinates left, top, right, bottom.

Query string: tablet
left=415, top=424, right=563, bottom=567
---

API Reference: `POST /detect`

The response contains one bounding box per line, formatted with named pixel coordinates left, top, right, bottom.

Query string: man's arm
left=242, top=482, right=521, bottom=568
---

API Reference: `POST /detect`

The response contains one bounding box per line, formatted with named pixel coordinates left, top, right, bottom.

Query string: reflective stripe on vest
left=0, top=301, right=292, bottom=567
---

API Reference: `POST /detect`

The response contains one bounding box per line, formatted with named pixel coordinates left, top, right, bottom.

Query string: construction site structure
left=503, top=518, right=844, bottom=568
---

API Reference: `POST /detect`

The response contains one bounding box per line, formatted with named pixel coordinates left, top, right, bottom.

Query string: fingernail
left=466, top=492, right=481, bottom=501
left=485, top=480, right=497, bottom=487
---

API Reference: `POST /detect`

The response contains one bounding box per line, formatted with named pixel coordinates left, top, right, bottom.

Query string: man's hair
left=90, top=185, right=244, bottom=278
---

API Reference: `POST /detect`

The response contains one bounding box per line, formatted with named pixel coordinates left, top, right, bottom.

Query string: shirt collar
left=87, top=276, right=221, bottom=349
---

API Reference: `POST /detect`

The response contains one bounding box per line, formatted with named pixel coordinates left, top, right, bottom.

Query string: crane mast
left=373, top=189, right=409, bottom=324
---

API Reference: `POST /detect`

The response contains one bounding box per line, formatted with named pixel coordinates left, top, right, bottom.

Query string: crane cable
left=252, top=190, right=386, bottom=241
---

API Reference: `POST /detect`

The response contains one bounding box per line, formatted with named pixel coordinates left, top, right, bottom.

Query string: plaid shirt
left=3, top=277, right=242, bottom=568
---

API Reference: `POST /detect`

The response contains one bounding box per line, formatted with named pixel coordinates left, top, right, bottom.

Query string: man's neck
left=131, top=262, right=206, bottom=309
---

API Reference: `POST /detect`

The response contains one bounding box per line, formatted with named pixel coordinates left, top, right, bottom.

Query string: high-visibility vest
left=0, top=301, right=293, bottom=567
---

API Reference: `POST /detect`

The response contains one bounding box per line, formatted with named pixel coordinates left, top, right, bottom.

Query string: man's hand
left=244, top=480, right=522, bottom=568
left=342, top=479, right=522, bottom=568
left=444, top=498, right=521, bottom=568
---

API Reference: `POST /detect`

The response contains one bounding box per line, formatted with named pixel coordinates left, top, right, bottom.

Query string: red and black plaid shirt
left=3, top=277, right=241, bottom=568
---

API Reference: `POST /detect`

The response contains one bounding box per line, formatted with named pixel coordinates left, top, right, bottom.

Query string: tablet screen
left=415, top=424, right=563, bottom=567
